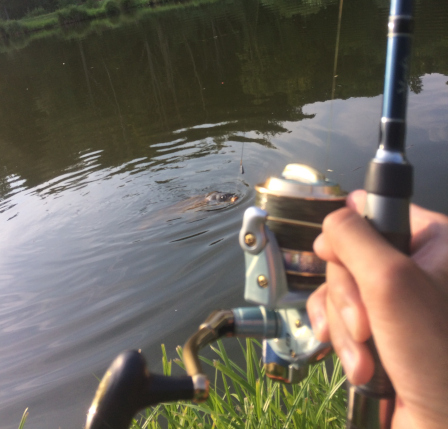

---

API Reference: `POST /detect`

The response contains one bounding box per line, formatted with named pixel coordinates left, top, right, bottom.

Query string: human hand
left=306, top=190, right=448, bottom=429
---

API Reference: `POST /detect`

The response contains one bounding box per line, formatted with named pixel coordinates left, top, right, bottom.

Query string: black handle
left=86, top=350, right=194, bottom=429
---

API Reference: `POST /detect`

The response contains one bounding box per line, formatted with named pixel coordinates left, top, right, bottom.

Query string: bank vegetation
left=0, top=0, right=194, bottom=41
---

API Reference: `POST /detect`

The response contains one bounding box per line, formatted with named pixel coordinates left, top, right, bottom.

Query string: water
left=0, top=0, right=447, bottom=427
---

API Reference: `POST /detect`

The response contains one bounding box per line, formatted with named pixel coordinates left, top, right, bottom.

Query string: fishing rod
left=85, top=0, right=414, bottom=427
left=347, top=0, right=414, bottom=427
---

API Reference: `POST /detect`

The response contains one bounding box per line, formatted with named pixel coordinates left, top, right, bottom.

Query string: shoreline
left=0, top=0, right=212, bottom=49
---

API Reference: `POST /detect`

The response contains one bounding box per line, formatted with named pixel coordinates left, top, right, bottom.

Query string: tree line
left=0, top=0, right=104, bottom=20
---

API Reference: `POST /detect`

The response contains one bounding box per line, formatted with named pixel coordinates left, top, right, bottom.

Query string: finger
left=318, top=206, right=447, bottom=351
left=343, top=191, right=448, bottom=249
left=313, top=232, right=339, bottom=264
left=409, top=202, right=448, bottom=237
left=346, top=189, right=366, bottom=214
left=307, top=283, right=330, bottom=342
left=410, top=204, right=448, bottom=253
left=313, top=191, right=366, bottom=263
left=344, top=192, right=448, bottom=287
left=346, top=191, right=448, bottom=256
left=313, top=190, right=367, bottom=263
left=315, top=202, right=448, bottom=334
left=320, top=207, right=407, bottom=311
left=326, top=263, right=371, bottom=343
left=409, top=206, right=448, bottom=288
left=326, top=295, right=374, bottom=385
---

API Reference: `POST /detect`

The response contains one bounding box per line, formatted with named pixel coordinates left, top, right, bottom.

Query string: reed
left=17, top=408, right=28, bottom=429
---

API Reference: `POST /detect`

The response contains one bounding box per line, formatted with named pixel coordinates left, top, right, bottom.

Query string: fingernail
left=341, top=307, right=357, bottom=335
left=311, top=312, right=326, bottom=338
left=313, top=233, right=324, bottom=254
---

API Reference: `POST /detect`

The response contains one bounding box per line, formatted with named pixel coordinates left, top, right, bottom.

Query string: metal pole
left=346, top=1, right=414, bottom=428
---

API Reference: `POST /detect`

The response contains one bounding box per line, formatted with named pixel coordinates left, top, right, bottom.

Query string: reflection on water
left=0, top=0, right=447, bottom=428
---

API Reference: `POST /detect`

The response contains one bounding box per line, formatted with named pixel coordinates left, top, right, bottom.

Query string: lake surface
left=0, top=0, right=447, bottom=427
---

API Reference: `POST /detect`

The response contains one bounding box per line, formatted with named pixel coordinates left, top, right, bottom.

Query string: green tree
left=0, top=0, right=69, bottom=20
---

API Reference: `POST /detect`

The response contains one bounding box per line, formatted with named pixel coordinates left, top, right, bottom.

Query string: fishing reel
left=235, top=164, right=347, bottom=382
left=86, top=164, right=347, bottom=428
left=181, top=164, right=347, bottom=396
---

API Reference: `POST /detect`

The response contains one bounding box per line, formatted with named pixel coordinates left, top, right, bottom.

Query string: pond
left=0, top=0, right=447, bottom=427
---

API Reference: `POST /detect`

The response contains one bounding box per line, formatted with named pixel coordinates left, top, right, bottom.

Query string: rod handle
left=347, top=188, right=411, bottom=428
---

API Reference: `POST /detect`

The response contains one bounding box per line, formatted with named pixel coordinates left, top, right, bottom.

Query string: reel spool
left=255, top=164, right=346, bottom=294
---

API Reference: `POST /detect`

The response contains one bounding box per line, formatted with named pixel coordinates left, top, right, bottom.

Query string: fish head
left=206, top=192, right=238, bottom=203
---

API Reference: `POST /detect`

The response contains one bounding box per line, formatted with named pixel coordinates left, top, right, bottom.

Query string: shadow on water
left=0, top=0, right=447, bottom=428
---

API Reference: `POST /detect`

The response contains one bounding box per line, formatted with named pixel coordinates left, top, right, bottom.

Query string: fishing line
left=240, top=141, right=245, bottom=174
left=324, top=0, right=344, bottom=174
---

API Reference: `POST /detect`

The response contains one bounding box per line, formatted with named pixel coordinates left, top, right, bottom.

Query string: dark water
left=0, top=0, right=447, bottom=427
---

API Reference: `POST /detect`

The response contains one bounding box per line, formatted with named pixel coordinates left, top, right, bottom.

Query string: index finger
left=317, top=207, right=428, bottom=321
left=345, top=190, right=448, bottom=243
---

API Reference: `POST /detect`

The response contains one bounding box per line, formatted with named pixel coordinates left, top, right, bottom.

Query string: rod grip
left=357, top=338, right=395, bottom=398
left=348, top=170, right=412, bottom=429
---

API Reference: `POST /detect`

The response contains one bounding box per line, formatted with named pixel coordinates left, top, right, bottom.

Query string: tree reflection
left=0, top=0, right=447, bottom=199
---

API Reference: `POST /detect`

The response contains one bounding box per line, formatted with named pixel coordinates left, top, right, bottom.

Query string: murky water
left=0, top=0, right=447, bottom=427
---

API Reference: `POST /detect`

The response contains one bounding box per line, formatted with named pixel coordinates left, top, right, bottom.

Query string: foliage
left=0, top=19, right=26, bottom=38
left=25, top=6, right=46, bottom=18
left=104, top=0, right=121, bottom=16
left=0, top=0, right=58, bottom=20
left=1, top=0, right=214, bottom=40
left=17, top=408, right=29, bottom=429
left=58, top=0, right=76, bottom=8
left=57, top=5, right=90, bottom=25
left=119, top=0, right=137, bottom=12
left=85, top=0, right=102, bottom=9
left=130, top=340, right=347, bottom=429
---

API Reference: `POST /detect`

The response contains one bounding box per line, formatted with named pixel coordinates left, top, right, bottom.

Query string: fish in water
left=177, top=191, right=238, bottom=212
left=204, top=191, right=239, bottom=204
left=138, top=191, right=239, bottom=229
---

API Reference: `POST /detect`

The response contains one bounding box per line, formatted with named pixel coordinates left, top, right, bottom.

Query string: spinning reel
left=235, top=163, right=346, bottom=383
left=86, top=164, right=347, bottom=428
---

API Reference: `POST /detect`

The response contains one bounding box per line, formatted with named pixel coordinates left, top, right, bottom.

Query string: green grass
left=19, top=339, right=346, bottom=428
left=131, top=339, right=347, bottom=429
left=17, top=408, right=29, bottom=429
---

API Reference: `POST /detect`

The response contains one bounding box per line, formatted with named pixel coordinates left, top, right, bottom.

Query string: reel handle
left=86, top=350, right=194, bottom=429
